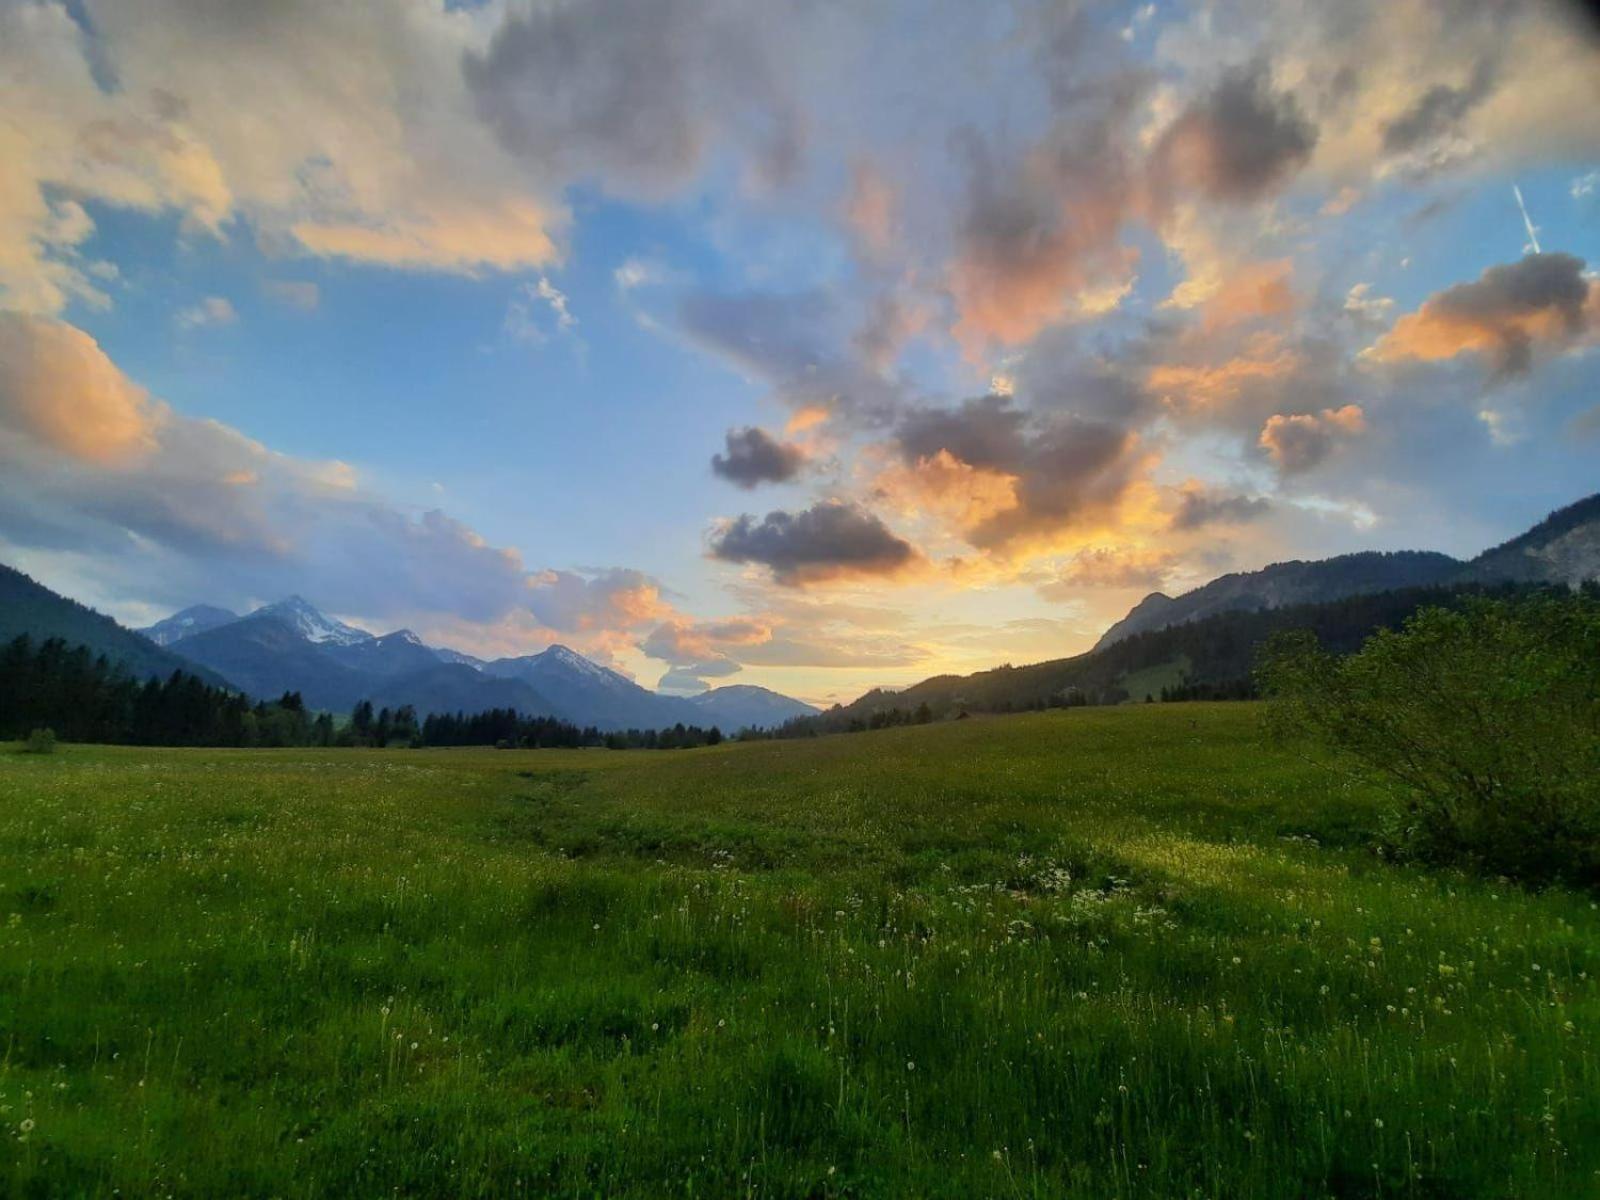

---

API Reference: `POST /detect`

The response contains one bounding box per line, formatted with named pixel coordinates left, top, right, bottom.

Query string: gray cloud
left=1170, top=485, right=1272, bottom=531
left=1381, top=59, right=1496, bottom=154
left=894, top=393, right=1148, bottom=551
left=1152, top=59, right=1317, bottom=202
left=711, top=426, right=807, bottom=488
left=464, top=0, right=796, bottom=197
left=709, top=501, right=917, bottom=585
left=658, top=660, right=741, bottom=694
left=676, top=287, right=904, bottom=427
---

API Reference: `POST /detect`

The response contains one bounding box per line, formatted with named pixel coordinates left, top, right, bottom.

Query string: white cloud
left=175, top=295, right=237, bottom=330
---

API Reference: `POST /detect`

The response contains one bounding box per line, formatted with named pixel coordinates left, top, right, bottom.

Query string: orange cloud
left=0, top=313, right=157, bottom=462
left=874, top=449, right=1020, bottom=533
left=1258, top=404, right=1367, bottom=473
left=1200, top=259, right=1295, bottom=332
left=290, top=197, right=559, bottom=274
left=844, top=161, right=896, bottom=260
left=1147, top=335, right=1299, bottom=414
left=1370, top=253, right=1599, bottom=377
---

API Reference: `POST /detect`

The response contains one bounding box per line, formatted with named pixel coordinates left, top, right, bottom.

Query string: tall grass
left=0, top=704, right=1595, bottom=1197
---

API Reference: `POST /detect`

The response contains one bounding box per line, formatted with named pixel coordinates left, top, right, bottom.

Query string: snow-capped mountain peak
left=253, top=595, right=372, bottom=646
left=432, top=646, right=486, bottom=670
left=138, top=604, right=239, bottom=647
left=538, top=643, right=612, bottom=679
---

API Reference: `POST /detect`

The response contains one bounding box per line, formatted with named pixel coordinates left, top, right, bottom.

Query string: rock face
left=1460, top=493, right=1600, bottom=587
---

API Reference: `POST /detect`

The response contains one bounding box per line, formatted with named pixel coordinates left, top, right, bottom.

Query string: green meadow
left=1, top=704, right=1595, bottom=1198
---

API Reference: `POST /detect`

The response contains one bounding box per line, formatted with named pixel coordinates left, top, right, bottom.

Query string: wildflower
left=18, top=1119, right=33, bottom=1134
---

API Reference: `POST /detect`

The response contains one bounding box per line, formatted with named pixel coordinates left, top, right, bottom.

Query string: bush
left=24, top=727, right=56, bottom=755
left=1258, top=590, right=1600, bottom=886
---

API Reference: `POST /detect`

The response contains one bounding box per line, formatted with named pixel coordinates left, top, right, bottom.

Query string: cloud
left=891, top=393, right=1153, bottom=555
left=1168, top=482, right=1273, bottom=530
left=946, top=84, right=1144, bottom=351
left=642, top=616, right=767, bottom=660
left=526, top=568, right=669, bottom=633
left=263, top=281, right=319, bottom=311
left=710, top=426, right=807, bottom=488
left=658, top=660, right=741, bottom=694
left=675, top=287, right=904, bottom=428
left=175, top=295, right=236, bottom=330
left=1381, top=59, right=1496, bottom=155
left=0, top=313, right=158, bottom=463
left=709, top=500, right=918, bottom=586
left=464, top=0, right=796, bottom=198
left=1040, top=546, right=1179, bottom=593
left=1150, top=60, right=1316, bottom=203
left=506, top=276, right=578, bottom=343
left=1258, top=404, right=1367, bottom=473
left=0, top=313, right=684, bottom=641
left=0, top=0, right=563, bottom=313
left=1370, top=253, right=1598, bottom=377
left=1198, top=259, right=1295, bottom=332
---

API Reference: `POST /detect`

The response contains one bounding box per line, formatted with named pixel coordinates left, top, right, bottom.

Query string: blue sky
left=1, top=0, right=1598, bottom=704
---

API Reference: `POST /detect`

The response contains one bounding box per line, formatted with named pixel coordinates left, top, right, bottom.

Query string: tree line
left=2, top=635, right=726, bottom=750
left=1, top=635, right=333, bottom=746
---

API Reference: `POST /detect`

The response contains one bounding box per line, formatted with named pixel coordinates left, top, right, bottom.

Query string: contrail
left=1513, top=184, right=1542, bottom=254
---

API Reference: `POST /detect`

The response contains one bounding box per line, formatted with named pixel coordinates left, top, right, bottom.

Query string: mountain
left=1095, top=493, right=1600, bottom=651
left=686, top=684, right=819, bottom=730
left=818, top=579, right=1567, bottom=729
left=1094, top=551, right=1462, bottom=650
left=482, top=645, right=698, bottom=731
left=432, top=646, right=486, bottom=669
left=104, top=593, right=818, bottom=729
left=806, top=491, right=1600, bottom=727
left=168, top=611, right=373, bottom=710
left=250, top=595, right=373, bottom=646
left=323, top=629, right=444, bottom=678
left=1461, top=492, right=1600, bottom=586
left=367, top=663, right=554, bottom=718
left=0, top=564, right=232, bottom=686
left=139, top=604, right=239, bottom=647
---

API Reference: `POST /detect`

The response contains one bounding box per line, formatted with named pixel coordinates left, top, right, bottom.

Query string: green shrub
left=1258, top=590, right=1600, bottom=886
left=23, top=727, right=56, bottom=755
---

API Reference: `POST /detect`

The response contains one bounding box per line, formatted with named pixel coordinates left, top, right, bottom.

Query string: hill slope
left=0, top=564, right=231, bottom=686
left=1094, top=551, right=1462, bottom=650
left=822, top=580, right=1563, bottom=728
left=1461, top=492, right=1600, bottom=585
left=1095, top=492, right=1600, bottom=651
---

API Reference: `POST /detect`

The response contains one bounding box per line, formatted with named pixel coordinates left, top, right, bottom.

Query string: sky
left=1, top=0, right=1598, bottom=707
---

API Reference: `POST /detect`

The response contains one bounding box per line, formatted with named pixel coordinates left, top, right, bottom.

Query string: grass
left=0, top=703, right=1595, bottom=1198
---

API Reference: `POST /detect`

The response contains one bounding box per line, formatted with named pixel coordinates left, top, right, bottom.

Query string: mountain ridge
left=1094, top=492, right=1600, bottom=650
